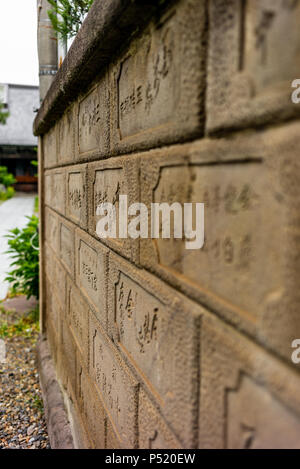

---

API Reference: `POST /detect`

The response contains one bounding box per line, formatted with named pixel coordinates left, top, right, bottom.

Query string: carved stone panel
left=111, top=0, right=206, bottom=152
left=75, top=229, right=107, bottom=329
left=207, top=0, right=300, bottom=132
left=109, top=253, right=200, bottom=448
left=66, top=165, right=87, bottom=228
left=89, top=312, right=139, bottom=448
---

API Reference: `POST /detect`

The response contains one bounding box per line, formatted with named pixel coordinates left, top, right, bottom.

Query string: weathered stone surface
left=58, top=104, right=75, bottom=165
left=45, top=169, right=65, bottom=215
left=199, top=313, right=300, bottom=449
left=52, top=169, right=66, bottom=215
left=75, top=229, right=108, bottom=329
left=59, top=218, right=75, bottom=278
left=44, top=242, right=67, bottom=318
left=58, top=319, right=77, bottom=401
left=77, top=79, right=110, bottom=160
left=87, top=156, right=139, bottom=262
left=43, top=125, right=57, bottom=169
left=140, top=126, right=300, bottom=360
left=207, top=0, right=300, bottom=133
left=54, top=259, right=67, bottom=310
left=67, top=278, right=89, bottom=369
left=44, top=273, right=60, bottom=336
left=106, top=418, right=121, bottom=449
left=44, top=243, right=56, bottom=285
left=89, top=311, right=139, bottom=448
left=44, top=173, right=52, bottom=207
left=66, top=165, right=88, bottom=228
left=110, top=0, right=206, bottom=153
left=138, top=389, right=181, bottom=449
left=77, top=360, right=106, bottom=449
left=44, top=207, right=59, bottom=255
left=108, top=252, right=200, bottom=448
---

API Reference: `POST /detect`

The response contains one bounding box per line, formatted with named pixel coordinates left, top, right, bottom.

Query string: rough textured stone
left=43, top=125, right=57, bottom=169
left=206, top=0, right=300, bottom=134
left=59, top=217, right=75, bottom=279
left=66, top=277, right=89, bottom=369
left=58, top=319, right=77, bottom=402
left=44, top=168, right=66, bottom=215
left=138, top=389, right=182, bottom=449
left=139, top=125, right=300, bottom=361
left=58, top=104, right=76, bottom=165
left=106, top=418, right=122, bottom=449
left=108, top=252, right=200, bottom=448
left=44, top=207, right=60, bottom=255
left=77, top=358, right=106, bottom=448
left=66, top=164, right=88, bottom=229
left=87, top=155, right=140, bottom=263
left=76, top=78, right=110, bottom=160
left=89, top=311, right=139, bottom=448
left=75, top=228, right=108, bottom=330
left=110, top=0, right=206, bottom=153
left=199, top=313, right=300, bottom=449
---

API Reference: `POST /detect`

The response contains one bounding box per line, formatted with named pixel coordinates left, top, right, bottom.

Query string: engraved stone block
left=139, top=390, right=181, bottom=449
left=77, top=362, right=106, bottom=449
left=140, top=127, right=300, bottom=360
left=66, top=165, right=88, bottom=228
left=67, top=278, right=89, bottom=368
left=43, top=125, right=57, bottom=169
left=59, top=319, right=77, bottom=400
left=60, top=219, right=75, bottom=277
left=77, top=78, right=109, bottom=159
left=108, top=252, right=200, bottom=448
left=45, top=276, right=60, bottom=334
left=88, top=156, right=139, bottom=262
left=46, top=315, right=59, bottom=366
left=45, top=207, right=59, bottom=254
left=52, top=169, right=65, bottom=215
left=89, top=312, right=139, bottom=448
left=199, top=314, right=300, bottom=449
left=207, top=0, right=300, bottom=133
left=58, top=104, right=75, bottom=165
left=44, top=243, right=56, bottom=284
left=75, top=229, right=107, bottom=329
left=54, top=259, right=66, bottom=310
left=111, top=0, right=206, bottom=153
left=44, top=173, right=52, bottom=206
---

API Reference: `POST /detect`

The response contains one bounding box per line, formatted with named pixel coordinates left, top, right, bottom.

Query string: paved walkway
left=0, top=194, right=35, bottom=300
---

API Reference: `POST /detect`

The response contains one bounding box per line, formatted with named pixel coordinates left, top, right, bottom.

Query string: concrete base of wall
left=36, top=336, right=74, bottom=449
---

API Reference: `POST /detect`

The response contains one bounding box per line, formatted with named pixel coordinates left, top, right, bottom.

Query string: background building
left=0, top=83, right=39, bottom=192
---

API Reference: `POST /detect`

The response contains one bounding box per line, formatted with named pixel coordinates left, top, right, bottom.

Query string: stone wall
left=34, top=0, right=300, bottom=449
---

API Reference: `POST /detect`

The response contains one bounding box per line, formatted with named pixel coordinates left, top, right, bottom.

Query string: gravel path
left=0, top=299, right=50, bottom=450
left=0, top=193, right=36, bottom=301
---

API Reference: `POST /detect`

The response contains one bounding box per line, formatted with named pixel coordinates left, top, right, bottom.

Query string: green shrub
left=0, top=186, right=15, bottom=201
left=0, top=166, right=16, bottom=188
left=5, top=215, right=39, bottom=299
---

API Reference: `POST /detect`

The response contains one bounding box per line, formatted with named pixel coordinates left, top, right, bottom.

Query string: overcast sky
left=0, top=0, right=39, bottom=86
